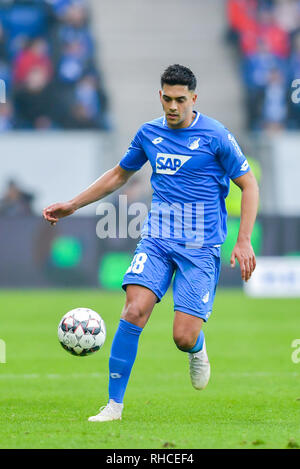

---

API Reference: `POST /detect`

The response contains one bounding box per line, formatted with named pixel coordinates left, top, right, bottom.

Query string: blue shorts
left=122, top=237, right=221, bottom=322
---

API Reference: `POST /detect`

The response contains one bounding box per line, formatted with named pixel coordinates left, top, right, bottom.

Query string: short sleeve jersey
left=119, top=112, right=250, bottom=247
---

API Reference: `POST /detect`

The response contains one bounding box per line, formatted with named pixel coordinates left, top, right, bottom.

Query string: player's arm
left=43, top=164, right=135, bottom=225
left=230, top=169, right=259, bottom=282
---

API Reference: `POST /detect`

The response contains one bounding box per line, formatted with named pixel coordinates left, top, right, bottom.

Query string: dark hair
left=161, top=64, right=197, bottom=91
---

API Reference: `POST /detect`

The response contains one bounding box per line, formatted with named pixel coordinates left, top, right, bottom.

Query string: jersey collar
left=163, top=111, right=201, bottom=129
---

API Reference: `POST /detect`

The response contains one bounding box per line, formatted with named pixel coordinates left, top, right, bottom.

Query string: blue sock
left=109, top=319, right=143, bottom=404
left=186, top=330, right=204, bottom=353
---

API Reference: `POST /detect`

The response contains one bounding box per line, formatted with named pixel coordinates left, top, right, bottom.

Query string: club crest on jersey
left=156, top=153, right=191, bottom=175
left=188, top=137, right=201, bottom=150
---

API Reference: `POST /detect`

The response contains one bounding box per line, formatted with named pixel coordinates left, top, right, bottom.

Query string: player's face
left=159, top=84, right=197, bottom=129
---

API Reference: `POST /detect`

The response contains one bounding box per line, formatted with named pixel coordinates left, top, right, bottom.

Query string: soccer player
left=43, top=64, right=259, bottom=422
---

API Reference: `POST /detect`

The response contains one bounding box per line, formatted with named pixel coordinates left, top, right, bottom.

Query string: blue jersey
left=119, top=112, right=250, bottom=247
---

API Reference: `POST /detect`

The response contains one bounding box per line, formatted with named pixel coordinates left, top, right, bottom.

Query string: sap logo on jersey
left=156, top=153, right=191, bottom=175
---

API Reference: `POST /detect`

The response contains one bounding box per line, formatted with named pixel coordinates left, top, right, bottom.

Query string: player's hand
left=230, top=240, right=256, bottom=282
left=43, top=202, right=76, bottom=226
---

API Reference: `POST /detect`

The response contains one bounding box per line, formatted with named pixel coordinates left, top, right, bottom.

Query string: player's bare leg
left=173, top=311, right=210, bottom=390
left=121, top=284, right=158, bottom=327
left=88, top=285, right=158, bottom=422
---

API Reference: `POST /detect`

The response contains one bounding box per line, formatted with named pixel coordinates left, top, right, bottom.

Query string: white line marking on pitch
left=0, top=371, right=298, bottom=380
left=0, top=372, right=105, bottom=379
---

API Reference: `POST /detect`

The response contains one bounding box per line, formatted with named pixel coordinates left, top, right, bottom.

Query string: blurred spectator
left=44, top=0, right=70, bottom=16
left=258, top=8, right=290, bottom=58
left=61, top=0, right=89, bottom=28
left=57, top=39, right=91, bottom=83
left=0, top=1, right=51, bottom=59
left=45, top=0, right=82, bottom=21
left=67, top=73, right=104, bottom=129
left=290, top=31, right=300, bottom=81
left=71, top=74, right=100, bottom=127
left=227, top=0, right=258, bottom=47
left=240, top=7, right=290, bottom=57
left=242, top=40, right=288, bottom=128
left=12, top=37, right=53, bottom=86
left=242, top=40, right=287, bottom=89
left=14, top=65, right=57, bottom=129
left=54, top=1, right=94, bottom=84
left=0, top=179, right=34, bottom=216
left=262, top=68, right=288, bottom=131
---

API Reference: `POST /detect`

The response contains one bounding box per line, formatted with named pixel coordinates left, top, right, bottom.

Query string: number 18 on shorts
left=122, top=237, right=221, bottom=322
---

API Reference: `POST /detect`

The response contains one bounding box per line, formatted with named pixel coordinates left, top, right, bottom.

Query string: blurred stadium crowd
left=227, top=0, right=300, bottom=131
left=0, top=0, right=110, bottom=131
left=0, top=179, right=34, bottom=215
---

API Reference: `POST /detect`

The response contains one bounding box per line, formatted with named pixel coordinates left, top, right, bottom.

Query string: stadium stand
left=0, top=0, right=110, bottom=130
left=227, top=0, right=300, bottom=131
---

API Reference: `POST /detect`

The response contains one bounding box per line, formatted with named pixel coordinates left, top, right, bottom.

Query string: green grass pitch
left=0, top=288, right=299, bottom=449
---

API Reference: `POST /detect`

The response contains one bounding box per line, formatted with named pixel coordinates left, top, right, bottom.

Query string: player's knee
left=173, top=333, right=196, bottom=352
left=122, top=301, right=147, bottom=326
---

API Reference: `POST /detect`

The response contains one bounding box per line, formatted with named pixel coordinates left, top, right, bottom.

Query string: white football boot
left=188, top=338, right=211, bottom=390
left=88, top=399, right=123, bottom=422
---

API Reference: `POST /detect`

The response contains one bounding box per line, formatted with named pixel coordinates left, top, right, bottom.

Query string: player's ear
left=159, top=89, right=163, bottom=101
left=192, top=93, right=198, bottom=104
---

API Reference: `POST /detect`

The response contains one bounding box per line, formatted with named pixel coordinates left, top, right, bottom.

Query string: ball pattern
left=58, top=308, right=106, bottom=356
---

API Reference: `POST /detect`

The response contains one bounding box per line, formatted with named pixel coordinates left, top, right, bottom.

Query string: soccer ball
left=58, top=308, right=106, bottom=356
